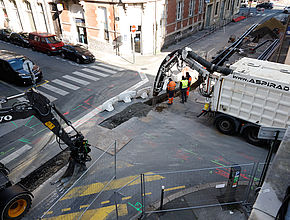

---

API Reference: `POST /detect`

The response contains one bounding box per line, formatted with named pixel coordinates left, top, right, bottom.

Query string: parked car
left=28, top=32, right=64, bottom=55
left=0, top=29, right=12, bottom=42
left=256, top=2, right=273, bottom=9
left=60, top=44, right=95, bottom=64
left=283, top=6, right=290, bottom=13
left=9, top=32, right=30, bottom=47
left=0, top=50, right=43, bottom=85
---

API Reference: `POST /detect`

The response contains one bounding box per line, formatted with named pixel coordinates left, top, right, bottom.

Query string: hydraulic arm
left=153, top=47, right=233, bottom=97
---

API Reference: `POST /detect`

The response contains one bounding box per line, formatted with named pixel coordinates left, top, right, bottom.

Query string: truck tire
left=215, top=116, right=236, bottom=135
left=0, top=185, right=32, bottom=220
left=243, top=126, right=263, bottom=146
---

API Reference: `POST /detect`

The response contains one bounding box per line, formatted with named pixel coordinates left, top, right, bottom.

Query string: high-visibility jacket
left=167, top=81, right=176, bottom=91
left=180, top=79, right=188, bottom=89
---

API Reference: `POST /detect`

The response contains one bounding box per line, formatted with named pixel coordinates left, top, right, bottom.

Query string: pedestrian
left=186, top=72, right=192, bottom=98
left=180, top=76, right=189, bottom=103
left=166, top=78, right=176, bottom=105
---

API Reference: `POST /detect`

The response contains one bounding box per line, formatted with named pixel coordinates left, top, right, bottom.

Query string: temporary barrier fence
left=40, top=141, right=117, bottom=220
left=114, top=162, right=265, bottom=219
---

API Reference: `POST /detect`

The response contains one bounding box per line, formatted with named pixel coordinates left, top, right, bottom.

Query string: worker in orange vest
left=186, top=72, right=192, bottom=97
left=166, top=78, right=176, bottom=105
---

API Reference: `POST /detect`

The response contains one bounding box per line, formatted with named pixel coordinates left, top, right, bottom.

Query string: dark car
left=0, top=29, right=12, bottom=42
left=283, top=6, right=290, bottom=13
left=0, top=50, right=43, bottom=86
left=256, top=2, right=273, bottom=9
left=60, top=44, right=95, bottom=64
left=9, top=32, right=30, bottom=47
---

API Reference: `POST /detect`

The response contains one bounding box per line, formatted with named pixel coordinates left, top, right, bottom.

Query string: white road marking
left=95, top=62, right=124, bottom=71
left=40, top=84, right=69, bottom=96
left=89, top=66, right=115, bottom=75
left=72, top=71, right=99, bottom=81
left=62, top=75, right=90, bottom=85
left=52, top=79, right=80, bottom=90
left=0, top=144, right=32, bottom=164
left=37, top=90, right=57, bottom=102
left=82, top=68, right=109, bottom=77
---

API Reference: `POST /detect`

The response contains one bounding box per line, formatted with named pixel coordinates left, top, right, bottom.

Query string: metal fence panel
left=41, top=142, right=116, bottom=220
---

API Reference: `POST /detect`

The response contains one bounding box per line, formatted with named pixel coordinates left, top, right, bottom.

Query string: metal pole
left=258, top=131, right=280, bottom=187
left=114, top=192, right=119, bottom=220
left=243, top=162, right=258, bottom=204
left=160, top=186, right=165, bottom=210
left=140, top=174, right=145, bottom=218
left=132, top=33, right=135, bottom=63
left=114, top=140, right=117, bottom=179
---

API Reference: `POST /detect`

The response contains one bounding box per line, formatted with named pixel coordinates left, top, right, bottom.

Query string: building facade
left=0, top=0, right=240, bottom=56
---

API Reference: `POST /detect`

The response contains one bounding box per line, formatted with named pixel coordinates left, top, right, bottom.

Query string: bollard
left=160, top=186, right=165, bottom=210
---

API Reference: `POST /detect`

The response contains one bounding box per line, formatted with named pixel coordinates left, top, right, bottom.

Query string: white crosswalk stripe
left=62, top=75, right=90, bottom=85
left=37, top=90, right=57, bottom=102
left=94, top=63, right=124, bottom=71
left=72, top=71, right=99, bottom=81
left=0, top=144, right=32, bottom=164
left=81, top=68, right=109, bottom=77
left=52, top=79, right=80, bottom=90
left=40, top=83, right=69, bottom=96
left=89, top=66, right=116, bottom=75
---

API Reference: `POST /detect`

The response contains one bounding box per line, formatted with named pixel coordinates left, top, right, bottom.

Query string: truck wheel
left=243, top=126, right=263, bottom=146
left=215, top=116, right=236, bottom=135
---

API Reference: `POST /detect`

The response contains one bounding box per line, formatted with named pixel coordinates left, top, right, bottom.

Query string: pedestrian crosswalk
left=30, top=63, right=124, bottom=103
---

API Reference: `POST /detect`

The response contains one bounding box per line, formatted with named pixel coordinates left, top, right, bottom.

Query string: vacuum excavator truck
left=0, top=88, right=91, bottom=219
left=209, top=57, right=290, bottom=145
left=153, top=48, right=290, bottom=145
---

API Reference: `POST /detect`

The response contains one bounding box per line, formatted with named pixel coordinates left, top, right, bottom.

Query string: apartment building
left=0, top=0, right=240, bottom=56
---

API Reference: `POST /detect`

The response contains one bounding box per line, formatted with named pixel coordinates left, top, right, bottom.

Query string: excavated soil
left=99, top=102, right=153, bottom=129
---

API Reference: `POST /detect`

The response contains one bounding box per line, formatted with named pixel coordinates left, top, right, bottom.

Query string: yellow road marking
left=164, top=185, right=185, bottom=192
left=43, top=204, right=127, bottom=220
left=46, top=211, right=53, bottom=215
left=61, top=208, right=71, bottom=212
left=80, top=205, right=89, bottom=209
left=101, top=200, right=110, bottom=204
left=122, top=196, right=132, bottom=200
left=25, top=80, right=49, bottom=92
left=61, top=172, right=164, bottom=201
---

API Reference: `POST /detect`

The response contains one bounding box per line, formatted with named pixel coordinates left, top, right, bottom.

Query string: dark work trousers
left=181, top=88, right=187, bottom=103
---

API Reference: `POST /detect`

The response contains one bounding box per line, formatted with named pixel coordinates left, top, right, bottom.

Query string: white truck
left=153, top=48, right=290, bottom=145
left=210, top=57, right=290, bottom=144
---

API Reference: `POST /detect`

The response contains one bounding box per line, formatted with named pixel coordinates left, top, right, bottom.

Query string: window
left=177, top=1, right=182, bottom=20
left=198, top=0, right=203, bottom=13
left=24, top=1, right=36, bottom=31
left=215, top=2, right=219, bottom=15
left=189, top=0, right=195, bottom=16
left=227, top=0, right=231, bottom=10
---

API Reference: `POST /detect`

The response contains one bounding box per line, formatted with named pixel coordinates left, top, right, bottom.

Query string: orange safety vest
left=167, top=81, right=176, bottom=91
left=188, top=76, right=192, bottom=85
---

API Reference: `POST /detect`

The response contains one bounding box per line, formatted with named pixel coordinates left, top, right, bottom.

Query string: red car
left=28, top=32, right=64, bottom=56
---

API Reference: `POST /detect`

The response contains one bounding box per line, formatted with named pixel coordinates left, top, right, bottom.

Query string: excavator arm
left=0, top=88, right=91, bottom=165
left=0, top=88, right=91, bottom=220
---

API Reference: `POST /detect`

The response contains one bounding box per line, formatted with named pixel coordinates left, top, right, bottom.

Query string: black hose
left=187, top=50, right=233, bottom=75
